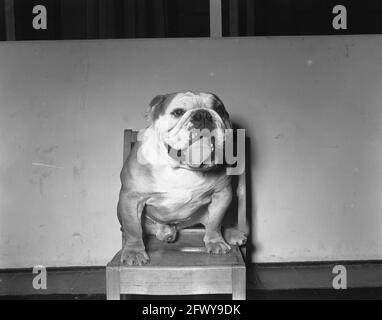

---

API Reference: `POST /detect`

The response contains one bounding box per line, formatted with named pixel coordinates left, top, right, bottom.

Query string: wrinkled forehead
left=167, top=92, right=216, bottom=111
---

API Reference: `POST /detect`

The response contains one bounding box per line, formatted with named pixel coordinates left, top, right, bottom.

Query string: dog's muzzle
left=190, top=109, right=215, bottom=131
left=161, top=109, right=227, bottom=170
left=164, top=135, right=216, bottom=170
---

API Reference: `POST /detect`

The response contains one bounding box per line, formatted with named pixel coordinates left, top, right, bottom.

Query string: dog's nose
left=191, top=110, right=213, bottom=129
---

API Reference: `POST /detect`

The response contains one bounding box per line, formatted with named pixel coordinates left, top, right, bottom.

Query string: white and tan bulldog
left=117, top=91, right=246, bottom=265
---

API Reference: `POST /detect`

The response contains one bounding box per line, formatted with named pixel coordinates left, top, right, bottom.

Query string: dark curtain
left=2, top=0, right=210, bottom=40
left=222, top=0, right=382, bottom=37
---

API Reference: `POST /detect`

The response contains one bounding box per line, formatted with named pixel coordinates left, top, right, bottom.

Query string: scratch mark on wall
left=80, top=58, right=90, bottom=111
left=32, top=162, right=64, bottom=169
left=73, top=158, right=85, bottom=181
left=274, top=133, right=284, bottom=140
left=30, top=146, right=61, bottom=197
left=38, top=170, right=52, bottom=197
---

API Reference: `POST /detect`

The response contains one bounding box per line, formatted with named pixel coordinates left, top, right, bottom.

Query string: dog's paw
left=205, top=240, right=231, bottom=254
left=224, top=228, right=247, bottom=246
left=120, top=247, right=149, bottom=266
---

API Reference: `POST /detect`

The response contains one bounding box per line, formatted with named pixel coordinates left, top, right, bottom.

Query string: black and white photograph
left=0, top=0, right=382, bottom=305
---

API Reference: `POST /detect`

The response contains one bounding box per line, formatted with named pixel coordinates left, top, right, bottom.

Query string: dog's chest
left=154, top=166, right=209, bottom=190
left=147, top=188, right=211, bottom=211
left=146, top=168, right=216, bottom=217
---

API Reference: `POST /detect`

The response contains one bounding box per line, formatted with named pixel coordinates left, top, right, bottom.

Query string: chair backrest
left=122, top=129, right=247, bottom=234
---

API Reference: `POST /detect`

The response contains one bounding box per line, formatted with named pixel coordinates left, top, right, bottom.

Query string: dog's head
left=146, top=91, right=231, bottom=170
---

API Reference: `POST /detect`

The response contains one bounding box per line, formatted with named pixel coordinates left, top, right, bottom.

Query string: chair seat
left=108, top=229, right=244, bottom=267
left=106, top=230, right=245, bottom=296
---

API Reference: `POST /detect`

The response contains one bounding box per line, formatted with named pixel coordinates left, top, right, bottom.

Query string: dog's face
left=146, top=92, right=231, bottom=170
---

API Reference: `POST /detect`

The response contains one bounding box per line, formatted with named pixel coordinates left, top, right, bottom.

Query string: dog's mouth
left=164, top=137, right=216, bottom=170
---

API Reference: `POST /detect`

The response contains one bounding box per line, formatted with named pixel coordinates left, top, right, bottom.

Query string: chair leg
left=106, top=267, right=120, bottom=300
left=232, top=266, right=246, bottom=300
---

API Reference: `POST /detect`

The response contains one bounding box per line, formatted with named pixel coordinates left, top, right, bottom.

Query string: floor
left=2, top=261, right=382, bottom=299
left=2, top=288, right=382, bottom=300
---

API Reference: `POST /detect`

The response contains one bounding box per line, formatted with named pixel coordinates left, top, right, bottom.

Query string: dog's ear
left=220, top=104, right=232, bottom=129
left=209, top=93, right=232, bottom=129
left=145, top=94, right=167, bottom=123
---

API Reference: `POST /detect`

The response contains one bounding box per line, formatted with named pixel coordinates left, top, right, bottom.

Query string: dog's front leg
left=203, top=186, right=232, bottom=254
left=117, top=190, right=149, bottom=265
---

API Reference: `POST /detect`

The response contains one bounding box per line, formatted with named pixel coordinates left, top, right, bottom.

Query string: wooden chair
left=106, top=129, right=247, bottom=300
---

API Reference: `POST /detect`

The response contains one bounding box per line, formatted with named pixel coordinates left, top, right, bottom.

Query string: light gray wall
left=1, top=36, right=381, bottom=268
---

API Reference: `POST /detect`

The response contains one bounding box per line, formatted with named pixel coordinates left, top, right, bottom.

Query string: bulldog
left=117, top=91, right=246, bottom=265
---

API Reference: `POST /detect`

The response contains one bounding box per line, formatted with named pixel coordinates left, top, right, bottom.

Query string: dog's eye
left=171, top=109, right=185, bottom=118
